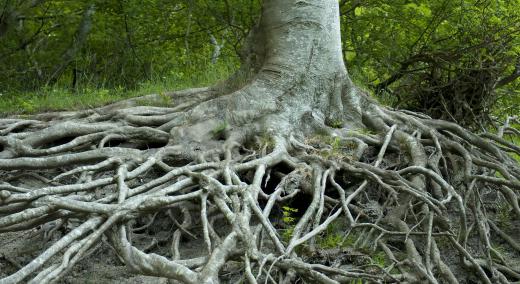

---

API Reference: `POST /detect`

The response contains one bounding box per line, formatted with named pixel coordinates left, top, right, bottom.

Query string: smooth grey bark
left=181, top=0, right=363, bottom=143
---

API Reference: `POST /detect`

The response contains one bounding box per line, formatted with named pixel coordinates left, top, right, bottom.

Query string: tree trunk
left=255, top=0, right=346, bottom=81
left=181, top=0, right=363, bottom=144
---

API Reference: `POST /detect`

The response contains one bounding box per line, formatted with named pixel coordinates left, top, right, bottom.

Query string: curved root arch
left=0, top=88, right=519, bottom=284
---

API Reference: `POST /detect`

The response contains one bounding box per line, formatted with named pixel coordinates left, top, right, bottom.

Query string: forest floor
left=0, top=173, right=182, bottom=284
left=0, top=230, right=150, bottom=284
left=1, top=153, right=520, bottom=284
left=2, top=173, right=520, bottom=283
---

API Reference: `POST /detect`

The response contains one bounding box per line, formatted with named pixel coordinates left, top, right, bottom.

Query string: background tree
left=340, top=0, right=520, bottom=127
left=0, top=0, right=257, bottom=91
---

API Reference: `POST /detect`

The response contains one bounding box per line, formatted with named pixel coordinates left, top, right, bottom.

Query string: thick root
left=0, top=87, right=519, bottom=284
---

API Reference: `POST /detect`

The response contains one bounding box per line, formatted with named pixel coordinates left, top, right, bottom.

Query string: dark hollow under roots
left=0, top=87, right=519, bottom=284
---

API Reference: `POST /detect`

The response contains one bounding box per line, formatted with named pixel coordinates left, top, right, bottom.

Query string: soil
left=0, top=230, right=170, bottom=283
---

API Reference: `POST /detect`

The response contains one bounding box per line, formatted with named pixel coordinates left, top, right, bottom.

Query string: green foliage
left=331, top=136, right=342, bottom=150
left=371, top=251, right=388, bottom=267
left=282, top=206, right=298, bottom=223
left=313, top=220, right=358, bottom=249
left=0, top=87, right=124, bottom=115
left=340, top=233, right=358, bottom=248
left=316, top=220, right=348, bottom=249
left=341, top=0, right=520, bottom=126
left=329, top=120, right=344, bottom=129
left=281, top=206, right=298, bottom=242
left=0, top=63, right=233, bottom=115
left=0, top=0, right=253, bottom=92
left=318, top=233, right=344, bottom=249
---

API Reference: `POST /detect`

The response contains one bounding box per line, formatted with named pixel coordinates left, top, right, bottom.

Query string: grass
left=212, top=121, right=229, bottom=140
left=0, top=61, right=236, bottom=116
left=505, top=132, right=520, bottom=162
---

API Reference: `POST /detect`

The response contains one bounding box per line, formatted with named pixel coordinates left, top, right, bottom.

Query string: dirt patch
left=0, top=229, right=171, bottom=283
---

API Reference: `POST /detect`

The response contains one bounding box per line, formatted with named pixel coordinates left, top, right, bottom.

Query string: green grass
left=506, top=133, right=520, bottom=163
left=0, top=61, right=236, bottom=116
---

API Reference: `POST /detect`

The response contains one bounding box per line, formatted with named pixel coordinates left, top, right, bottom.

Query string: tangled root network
left=0, top=87, right=519, bottom=284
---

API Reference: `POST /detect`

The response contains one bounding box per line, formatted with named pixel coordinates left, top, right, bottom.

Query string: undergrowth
left=0, top=61, right=235, bottom=116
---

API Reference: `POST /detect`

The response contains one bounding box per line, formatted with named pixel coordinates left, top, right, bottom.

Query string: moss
left=257, top=132, right=275, bottom=152
left=305, top=135, right=355, bottom=161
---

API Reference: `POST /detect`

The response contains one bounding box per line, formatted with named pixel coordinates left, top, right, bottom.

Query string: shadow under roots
left=266, top=192, right=313, bottom=236
left=333, top=169, right=365, bottom=190
left=101, top=138, right=169, bottom=150
left=40, top=135, right=77, bottom=149
left=134, top=141, right=169, bottom=150
left=284, top=193, right=313, bottom=219
left=260, top=161, right=295, bottom=195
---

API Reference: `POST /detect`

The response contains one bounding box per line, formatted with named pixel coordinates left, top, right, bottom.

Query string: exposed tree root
left=0, top=88, right=519, bottom=284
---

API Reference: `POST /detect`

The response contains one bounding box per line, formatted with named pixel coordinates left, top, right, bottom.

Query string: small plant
left=20, top=100, right=36, bottom=113
left=281, top=206, right=298, bottom=242
left=496, top=201, right=511, bottom=229
left=212, top=121, right=228, bottom=139
left=340, top=232, right=358, bottom=248
left=318, top=232, right=343, bottom=249
left=372, top=251, right=387, bottom=267
left=328, top=119, right=343, bottom=128
left=158, top=92, right=173, bottom=106
left=331, top=136, right=341, bottom=150
left=316, top=219, right=345, bottom=249
left=309, top=136, right=354, bottom=161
